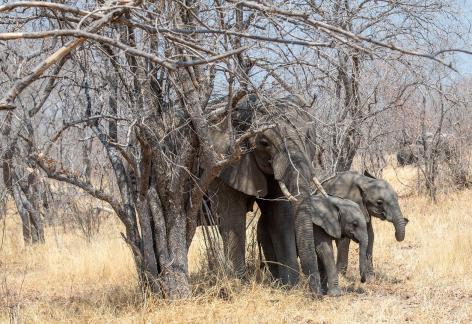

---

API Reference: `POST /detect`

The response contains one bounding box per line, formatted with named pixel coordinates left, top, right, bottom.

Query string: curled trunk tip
left=394, top=218, right=407, bottom=241
left=359, top=240, right=368, bottom=283
left=395, top=230, right=405, bottom=242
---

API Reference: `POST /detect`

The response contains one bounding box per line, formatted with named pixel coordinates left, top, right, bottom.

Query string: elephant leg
left=317, top=254, right=328, bottom=294
left=295, top=216, right=321, bottom=296
left=336, top=237, right=351, bottom=275
left=314, top=226, right=341, bottom=297
left=365, top=221, right=375, bottom=280
left=257, top=216, right=279, bottom=280
left=219, top=205, right=247, bottom=278
left=210, top=179, right=249, bottom=278
left=258, top=200, right=299, bottom=286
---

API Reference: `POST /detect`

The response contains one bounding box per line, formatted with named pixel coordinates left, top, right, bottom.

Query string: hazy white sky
left=454, top=0, right=472, bottom=76
left=456, top=53, right=472, bottom=76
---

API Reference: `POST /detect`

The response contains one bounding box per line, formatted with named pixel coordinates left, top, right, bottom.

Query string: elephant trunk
left=272, top=152, right=312, bottom=197
left=358, top=237, right=368, bottom=283
left=294, top=199, right=321, bottom=296
left=385, top=202, right=408, bottom=242
left=393, top=215, right=408, bottom=242
left=272, top=150, right=321, bottom=294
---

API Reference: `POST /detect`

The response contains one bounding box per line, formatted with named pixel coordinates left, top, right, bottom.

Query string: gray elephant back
left=319, top=171, right=370, bottom=220
left=321, top=172, right=363, bottom=198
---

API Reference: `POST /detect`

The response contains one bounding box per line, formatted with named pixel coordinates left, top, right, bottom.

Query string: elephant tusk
left=278, top=181, right=298, bottom=202
left=312, top=177, right=328, bottom=197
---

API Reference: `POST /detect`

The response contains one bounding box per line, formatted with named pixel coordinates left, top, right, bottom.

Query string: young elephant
left=258, top=195, right=368, bottom=296
left=322, top=171, right=409, bottom=280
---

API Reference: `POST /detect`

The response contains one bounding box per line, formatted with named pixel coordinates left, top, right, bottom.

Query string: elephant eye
left=377, top=199, right=383, bottom=206
left=259, top=139, right=270, bottom=147
left=352, top=219, right=358, bottom=227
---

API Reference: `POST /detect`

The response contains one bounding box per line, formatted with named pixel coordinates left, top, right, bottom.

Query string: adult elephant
left=396, top=132, right=456, bottom=167
left=396, top=144, right=418, bottom=166
left=203, top=94, right=325, bottom=294
left=322, top=171, right=409, bottom=280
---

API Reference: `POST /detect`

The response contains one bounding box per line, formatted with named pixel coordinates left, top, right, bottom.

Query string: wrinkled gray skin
left=322, top=171, right=409, bottom=280
left=204, top=95, right=325, bottom=295
left=258, top=195, right=368, bottom=296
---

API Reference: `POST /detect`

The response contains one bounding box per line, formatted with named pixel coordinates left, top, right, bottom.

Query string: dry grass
left=1, top=166, right=472, bottom=323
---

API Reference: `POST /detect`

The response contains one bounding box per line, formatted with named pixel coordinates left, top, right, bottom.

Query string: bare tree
left=0, top=0, right=470, bottom=297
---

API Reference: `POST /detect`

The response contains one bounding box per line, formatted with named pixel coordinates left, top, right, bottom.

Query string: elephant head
left=306, top=195, right=368, bottom=283
left=215, top=95, right=314, bottom=199
left=360, top=171, right=409, bottom=241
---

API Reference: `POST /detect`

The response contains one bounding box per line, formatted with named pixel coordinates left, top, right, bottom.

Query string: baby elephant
left=258, top=195, right=368, bottom=296
left=322, top=171, right=409, bottom=281
left=309, top=196, right=369, bottom=296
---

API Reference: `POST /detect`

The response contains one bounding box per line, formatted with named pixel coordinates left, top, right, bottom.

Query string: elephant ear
left=311, top=197, right=342, bottom=239
left=219, top=152, right=268, bottom=197
left=353, top=184, right=371, bottom=222
left=323, top=174, right=370, bottom=222
left=210, top=101, right=267, bottom=197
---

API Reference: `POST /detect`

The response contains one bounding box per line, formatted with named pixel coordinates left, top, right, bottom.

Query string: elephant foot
left=320, top=285, right=328, bottom=296
left=277, top=270, right=300, bottom=288
left=279, top=278, right=299, bottom=289
left=320, top=277, right=328, bottom=295
left=327, top=286, right=342, bottom=297
left=364, top=272, right=375, bottom=283
left=308, top=274, right=322, bottom=298
left=286, top=272, right=300, bottom=287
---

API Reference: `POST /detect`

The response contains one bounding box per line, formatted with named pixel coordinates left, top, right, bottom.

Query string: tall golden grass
left=1, top=165, right=472, bottom=323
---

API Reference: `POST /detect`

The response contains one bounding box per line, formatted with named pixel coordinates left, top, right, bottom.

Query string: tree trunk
left=11, top=178, right=45, bottom=244
left=1, top=112, right=44, bottom=244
